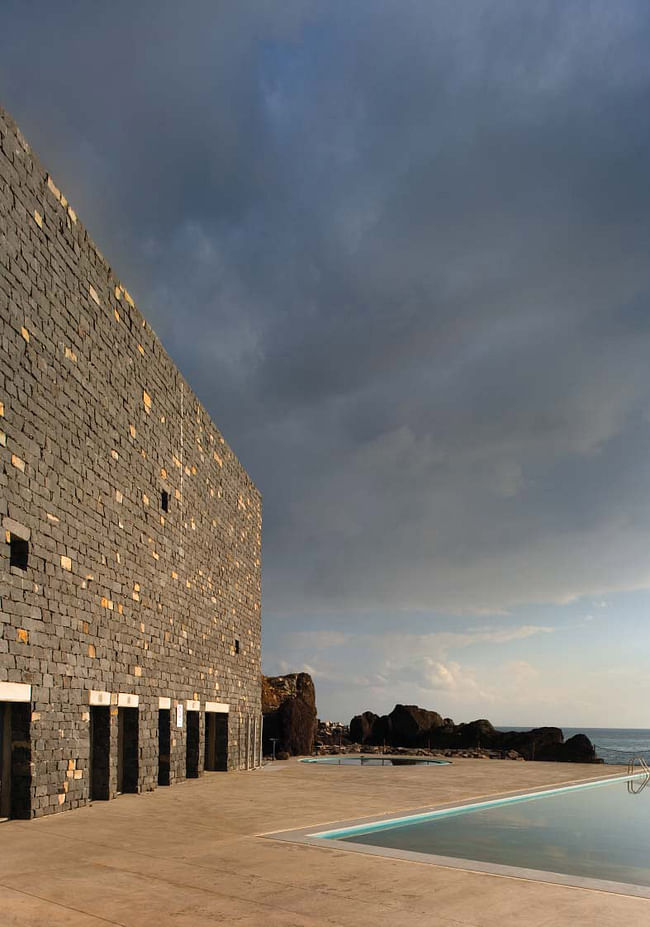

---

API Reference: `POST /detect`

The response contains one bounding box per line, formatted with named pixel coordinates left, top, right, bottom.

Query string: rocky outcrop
left=453, top=719, right=498, bottom=748
left=538, top=732, right=598, bottom=763
left=388, top=704, right=445, bottom=747
left=498, top=726, right=563, bottom=760
left=351, top=704, right=447, bottom=748
left=349, top=711, right=378, bottom=744
left=348, top=704, right=599, bottom=762
left=262, top=673, right=317, bottom=757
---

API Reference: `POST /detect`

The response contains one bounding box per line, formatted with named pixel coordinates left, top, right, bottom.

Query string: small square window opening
left=234, top=640, right=240, bottom=654
left=10, top=535, right=29, bottom=570
left=161, top=490, right=169, bottom=512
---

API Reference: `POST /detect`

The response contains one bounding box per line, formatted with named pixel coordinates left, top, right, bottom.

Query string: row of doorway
left=89, top=707, right=228, bottom=800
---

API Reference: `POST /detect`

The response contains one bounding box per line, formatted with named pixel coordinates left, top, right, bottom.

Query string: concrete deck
left=1, top=758, right=648, bottom=926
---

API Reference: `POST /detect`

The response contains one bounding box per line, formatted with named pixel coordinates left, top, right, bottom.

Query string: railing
left=627, top=755, right=650, bottom=775
left=627, top=755, right=650, bottom=794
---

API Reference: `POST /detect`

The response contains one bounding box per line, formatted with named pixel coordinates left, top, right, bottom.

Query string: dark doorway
left=117, top=708, right=139, bottom=793
left=0, top=703, right=12, bottom=818
left=204, top=712, right=228, bottom=771
left=186, top=710, right=200, bottom=778
left=158, top=709, right=171, bottom=786
left=90, top=706, right=110, bottom=801
left=0, top=702, right=32, bottom=819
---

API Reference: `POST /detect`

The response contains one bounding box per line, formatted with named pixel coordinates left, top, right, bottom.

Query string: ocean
left=500, top=727, right=650, bottom=766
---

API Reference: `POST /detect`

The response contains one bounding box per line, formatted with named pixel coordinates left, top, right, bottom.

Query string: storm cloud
left=3, top=1, right=650, bottom=721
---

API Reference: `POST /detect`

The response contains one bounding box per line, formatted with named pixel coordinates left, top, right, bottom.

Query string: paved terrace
left=1, top=757, right=647, bottom=926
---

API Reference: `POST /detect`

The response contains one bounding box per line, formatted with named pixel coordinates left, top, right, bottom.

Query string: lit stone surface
left=0, top=105, right=262, bottom=818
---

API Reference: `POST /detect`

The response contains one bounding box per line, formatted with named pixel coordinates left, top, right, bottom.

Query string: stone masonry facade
left=0, top=106, right=262, bottom=818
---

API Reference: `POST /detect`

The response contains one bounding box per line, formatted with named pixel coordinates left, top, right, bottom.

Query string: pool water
left=301, top=756, right=450, bottom=766
left=325, top=776, right=650, bottom=887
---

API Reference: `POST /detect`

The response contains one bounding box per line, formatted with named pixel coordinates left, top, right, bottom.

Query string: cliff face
left=262, top=673, right=317, bottom=757
left=262, top=673, right=315, bottom=712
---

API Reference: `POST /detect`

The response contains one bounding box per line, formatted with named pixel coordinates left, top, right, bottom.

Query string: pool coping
left=262, top=771, right=650, bottom=900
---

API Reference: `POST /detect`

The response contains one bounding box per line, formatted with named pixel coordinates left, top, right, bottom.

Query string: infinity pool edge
left=262, top=771, right=650, bottom=899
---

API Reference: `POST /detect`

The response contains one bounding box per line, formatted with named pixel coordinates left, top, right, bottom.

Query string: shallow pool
left=319, top=775, right=650, bottom=889
left=301, top=756, right=450, bottom=766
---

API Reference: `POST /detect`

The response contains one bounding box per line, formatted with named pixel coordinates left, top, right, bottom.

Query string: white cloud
left=286, top=630, right=351, bottom=650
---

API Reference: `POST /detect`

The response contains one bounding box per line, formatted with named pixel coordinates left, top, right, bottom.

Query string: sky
left=2, top=1, right=650, bottom=728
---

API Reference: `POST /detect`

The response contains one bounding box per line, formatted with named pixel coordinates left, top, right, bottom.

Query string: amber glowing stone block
left=47, top=175, right=61, bottom=200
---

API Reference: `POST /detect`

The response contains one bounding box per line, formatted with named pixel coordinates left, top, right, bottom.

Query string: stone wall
left=0, top=105, right=262, bottom=817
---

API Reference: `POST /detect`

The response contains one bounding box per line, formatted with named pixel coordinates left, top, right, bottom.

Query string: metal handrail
left=627, top=755, right=650, bottom=775
left=627, top=755, right=650, bottom=793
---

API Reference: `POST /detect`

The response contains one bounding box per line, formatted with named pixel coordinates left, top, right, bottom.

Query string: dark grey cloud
left=3, top=2, right=650, bottom=691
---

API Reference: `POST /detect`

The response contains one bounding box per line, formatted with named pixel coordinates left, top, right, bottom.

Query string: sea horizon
left=498, top=725, right=650, bottom=731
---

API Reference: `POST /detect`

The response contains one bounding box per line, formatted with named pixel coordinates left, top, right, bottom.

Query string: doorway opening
left=117, top=707, right=139, bottom=793
left=158, top=709, right=171, bottom=786
left=0, top=702, right=32, bottom=819
left=205, top=712, right=228, bottom=771
left=89, top=706, right=110, bottom=801
left=186, top=710, right=200, bottom=778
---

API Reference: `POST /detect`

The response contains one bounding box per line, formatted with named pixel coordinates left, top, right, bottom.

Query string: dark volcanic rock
left=538, top=733, right=599, bottom=763
left=354, top=704, right=445, bottom=748
left=370, top=713, right=393, bottom=746
left=278, top=697, right=317, bottom=755
left=348, top=704, right=600, bottom=763
left=387, top=704, right=445, bottom=747
left=499, top=727, right=563, bottom=760
left=453, top=719, right=498, bottom=748
left=262, top=673, right=317, bottom=757
left=350, top=711, right=378, bottom=745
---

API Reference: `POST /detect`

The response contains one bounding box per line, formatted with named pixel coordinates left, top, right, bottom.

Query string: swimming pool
left=301, top=756, right=450, bottom=766
left=270, top=774, right=650, bottom=897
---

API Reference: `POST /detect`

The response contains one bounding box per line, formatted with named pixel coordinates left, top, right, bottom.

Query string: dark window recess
left=9, top=536, right=28, bottom=571
left=161, top=490, right=169, bottom=512
left=234, top=640, right=240, bottom=654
